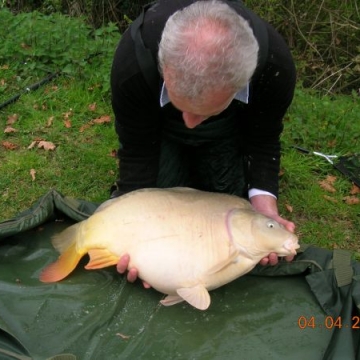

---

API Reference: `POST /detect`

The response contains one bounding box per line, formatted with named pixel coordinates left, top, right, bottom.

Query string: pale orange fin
left=40, top=242, right=82, bottom=283
left=160, top=295, right=185, bottom=306
left=176, top=285, right=211, bottom=310
left=85, top=248, right=119, bottom=269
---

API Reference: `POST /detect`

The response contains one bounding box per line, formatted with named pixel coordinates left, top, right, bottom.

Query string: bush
left=2, top=0, right=360, bottom=95
left=2, top=0, right=148, bottom=28
left=0, top=7, right=119, bottom=96
left=246, top=0, right=360, bottom=95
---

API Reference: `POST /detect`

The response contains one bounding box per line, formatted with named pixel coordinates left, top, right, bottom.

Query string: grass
left=278, top=89, right=360, bottom=256
left=279, top=147, right=359, bottom=251
left=0, top=75, right=118, bottom=216
left=0, top=9, right=359, bottom=257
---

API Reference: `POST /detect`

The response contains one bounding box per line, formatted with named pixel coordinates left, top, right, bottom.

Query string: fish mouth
left=284, top=238, right=300, bottom=255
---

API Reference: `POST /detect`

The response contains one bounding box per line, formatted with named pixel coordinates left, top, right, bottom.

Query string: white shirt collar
left=159, top=82, right=249, bottom=108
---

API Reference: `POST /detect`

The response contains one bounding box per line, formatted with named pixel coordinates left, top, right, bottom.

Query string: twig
left=306, top=0, right=326, bottom=47
left=325, top=73, right=342, bottom=95
left=285, top=0, right=323, bottom=59
left=312, top=62, right=353, bottom=90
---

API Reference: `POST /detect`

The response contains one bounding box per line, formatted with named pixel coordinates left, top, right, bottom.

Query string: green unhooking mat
left=0, top=190, right=359, bottom=360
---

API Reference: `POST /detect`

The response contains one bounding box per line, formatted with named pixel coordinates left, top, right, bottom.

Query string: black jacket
left=111, top=0, right=296, bottom=197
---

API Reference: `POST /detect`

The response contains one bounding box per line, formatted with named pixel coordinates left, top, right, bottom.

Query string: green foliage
left=278, top=89, right=360, bottom=253
left=2, top=0, right=360, bottom=94
left=246, top=0, right=360, bottom=94
left=1, top=0, right=149, bottom=29
left=282, top=88, right=360, bottom=154
left=0, top=8, right=120, bottom=97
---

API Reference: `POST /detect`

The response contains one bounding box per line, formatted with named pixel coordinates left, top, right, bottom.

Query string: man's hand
left=116, top=254, right=151, bottom=288
left=250, top=194, right=296, bottom=266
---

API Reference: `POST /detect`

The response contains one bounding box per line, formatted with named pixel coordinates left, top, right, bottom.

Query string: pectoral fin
left=85, top=248, right=119, bottom=269
left=206, top=247, right=241, bottom=275
left=176, top=285, right=211, bottom=310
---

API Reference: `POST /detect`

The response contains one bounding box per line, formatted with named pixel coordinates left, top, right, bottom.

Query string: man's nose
left=182, top=112, right=207, bottom=129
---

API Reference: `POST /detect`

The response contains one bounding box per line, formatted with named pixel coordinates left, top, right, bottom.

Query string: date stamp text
left=298, top=316, right=360, bottom=329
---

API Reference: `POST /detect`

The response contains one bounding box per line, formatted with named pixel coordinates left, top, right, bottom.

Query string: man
left=111, top=0, right=296, bottom=284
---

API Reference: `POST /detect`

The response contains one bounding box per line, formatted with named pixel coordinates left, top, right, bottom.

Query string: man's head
left=158, top=0, right=259, bottom=127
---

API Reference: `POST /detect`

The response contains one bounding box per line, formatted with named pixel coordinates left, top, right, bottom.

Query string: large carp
left=40, top=187, right=299, bottom=310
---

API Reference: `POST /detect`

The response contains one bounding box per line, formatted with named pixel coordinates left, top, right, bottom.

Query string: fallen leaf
left=319, top=179, right=336, bottom=193
left=28, top=141, right=37, bottom=149
left=6, top=114, right=19, bottom=125
left=325, top=175, right=337, bottom=184
left=79, top=115, right=111, bottom=132
left=323, top=195, right=338, bottom=203
left=328, top=139, right=337, bottom=148
left=30, top=169, right=36, bottom=181
left=92, top=115, right=111, bottom=124
left=46, top=116, right=54, bottom=127
left=88, top=84, right=101, bottom=91
left=343, top=196, right=360, bottom=205
left=79, top=123, right=91, bottom=132
left=64, top=119, right=72, bottom=128
left=4, top=126, right=17, bottom=133
left=1, top=64, right=9, bottom=70
left=63, top=111, right=73, bottom=119
left=109, top=149, right=117, bottom=157
left=350, top=184, right=360, bottom=195
left=38, top=141, right=56, bottom=151
left=1, top=141, right=17, bottom=150
left=285, top=203, right=293, bottom=213
left=0, top=79, right=5, bottom=86
left=88, top=102, right=97, bottom=111
left=28, top=139, right=55, bottom=151
left=20, top=43, right=31, bottom=49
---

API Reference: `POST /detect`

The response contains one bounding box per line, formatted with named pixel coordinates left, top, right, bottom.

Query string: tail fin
left=40, top=223, right=85, bottom=282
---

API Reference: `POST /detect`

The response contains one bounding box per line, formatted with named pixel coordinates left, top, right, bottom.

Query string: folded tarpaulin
left=0, top=190, right=359, bottom=360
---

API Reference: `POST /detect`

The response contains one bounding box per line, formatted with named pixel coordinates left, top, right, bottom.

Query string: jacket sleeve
left=244, top=24, right=296, bottom=197
left=110, top=31, right=162, bottom=196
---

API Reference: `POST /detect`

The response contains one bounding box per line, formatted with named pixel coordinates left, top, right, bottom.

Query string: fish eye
left=267, top=221, right=276, bottom=229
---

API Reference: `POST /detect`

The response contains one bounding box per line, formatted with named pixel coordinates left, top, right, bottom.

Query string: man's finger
left=127, top=268, right=138, bottom=283
left=117, top=254, right=130, bottom=274
left=268, top=252, right=279, bottom=266
left=285, top=255, right=295, bottom=262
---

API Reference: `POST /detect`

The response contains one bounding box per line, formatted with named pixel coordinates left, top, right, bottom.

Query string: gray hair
left=158, top=0, right=259, bottom=101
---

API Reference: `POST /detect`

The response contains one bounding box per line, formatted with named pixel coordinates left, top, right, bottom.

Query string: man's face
left=167, top=86, right=235, bottom=128
left=164, top=70, right=235, bottom=129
